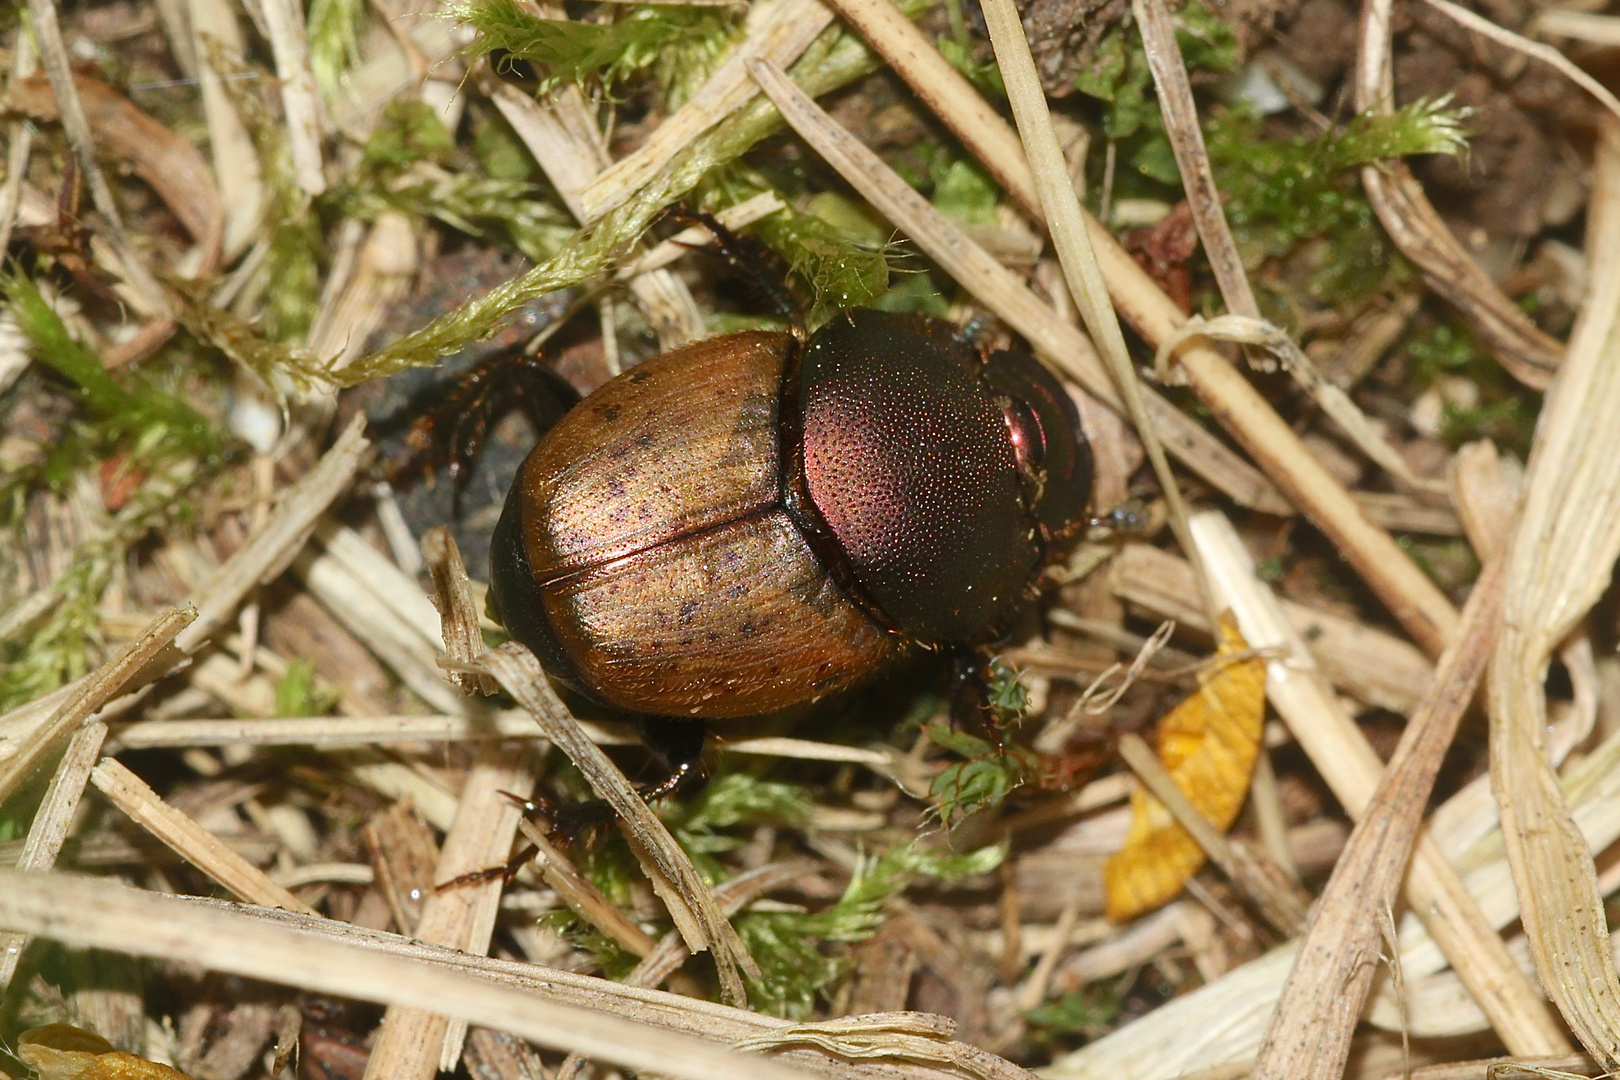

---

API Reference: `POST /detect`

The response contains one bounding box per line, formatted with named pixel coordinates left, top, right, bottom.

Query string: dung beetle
left=485, top=294, right=1094, bottom=807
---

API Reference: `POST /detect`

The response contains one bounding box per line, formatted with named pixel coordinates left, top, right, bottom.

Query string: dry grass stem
left=0, top=30, right=36, bottom=257
left=89, top=757, right=318, bottom=915
left=188, top=0, right=263, bottom=259
left=257, top=0, right=326, bottom=196
left=515, top=815, right=661, bottom=958
left=1534, top=9, right=1620, bottom=45
left=308, top=212, right=420, bottom=369
left=978, top=0, right=1218, bottom=628
left=580, top=0, right=836, bottom=221
left=1253, top=545, right=1514, bottom=1079
left=0, top=605, right=192, bottom=804
left=1355, top=0, right=1561, bottom=388
left=1117, top=732, right=1309, bottom=936
left=364, top=742, right=537, bottom=1078
left=0, top=719, right=108, bottom=988
left=745, top=56, right=1288, bottom=516
left=1191, top=510, right=1569, bottom=1056
left=422, top=526, right=498, bottom=696
left=479, top=51, right=706, bottom=348
left=1129, top=0, right=1258, bottom=320
left=473, top=643, right=759, bottom=1002
left=1487, top=118, right=1620, bottom=1068
left=0, top=871, right=833, bottom=1080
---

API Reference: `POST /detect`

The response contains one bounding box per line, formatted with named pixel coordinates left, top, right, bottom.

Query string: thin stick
left=1252, top=542, right=1522, bottom=1079
left=90, top=758, right=318, bottom=916
left=0, top=871, right=832, bottom=1080
left=0, top=605, right=192, bottom=805
left=1117, top=733, right=1309, bottom=937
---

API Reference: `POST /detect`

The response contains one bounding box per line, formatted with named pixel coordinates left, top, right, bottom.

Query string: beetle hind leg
left=383, top=345, right=581, bottom=513
left=522, top=717, right=711, bottom=846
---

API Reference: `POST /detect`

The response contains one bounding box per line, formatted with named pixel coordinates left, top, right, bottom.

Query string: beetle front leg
left=949, top=648, right=1008, bottom=754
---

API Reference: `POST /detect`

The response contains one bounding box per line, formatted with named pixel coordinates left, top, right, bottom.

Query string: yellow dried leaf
left=1104, top=614, right=1265, bottom=921
left=18, top=1024, right=196, bottom=1080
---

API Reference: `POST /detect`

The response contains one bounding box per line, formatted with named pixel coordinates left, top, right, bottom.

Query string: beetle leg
left=949, top=648, right=1007, bottom=754
left=635, top=716, right=710, bottom=801
left=661, top=206, right=807, bottom=341
left=385, top=346, right=581, bottom=514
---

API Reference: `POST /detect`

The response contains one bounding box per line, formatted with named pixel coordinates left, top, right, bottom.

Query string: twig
left=1355, top=0, right=1561, bottom=388
left=89, top=758, right=318, bottom=915
left=1252, top=541, right=1519, bottom=1079
left=1193, top=509, right=1571, bottom=1056
left=0, top=605, right=193, bottom=805
left=1117, top=733, right=1309, bottom=938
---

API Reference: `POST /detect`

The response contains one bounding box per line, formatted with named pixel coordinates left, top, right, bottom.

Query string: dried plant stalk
left=1253, top=544, right=1520, bottom=1079
left=1192, top=510, right=1569, bottom=1056
left=0, top=871, right=832, bottom=1080
left=1355, top=0, right=1560, bottom=388
left=89, top=758, right=318, bottom=915
left=1487, top=118, right=1620, bottom=1068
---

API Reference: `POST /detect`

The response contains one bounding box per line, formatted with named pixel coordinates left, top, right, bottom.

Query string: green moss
left=1026, top=983, right=1124, bottom=1044
left=0, top=463, right=201, bottom=712
left=274, top=658, right=340, bottom=718
left=1208, top=99, right=1466, bottom=306
left=308, top=0, right=368, bottom=111
left=739, top=840, right=1005, bottom=1016
left=2, top=273, right=221, bottom=468
left=1075, top=0, right=1238, bottom=185
left=450, top=0, right=729, bottom=95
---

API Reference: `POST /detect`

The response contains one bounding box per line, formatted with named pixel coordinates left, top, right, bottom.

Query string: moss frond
left=2, top=272, right=220, bottom=461
left=450, top=0, right=725, bottom=94
left=738, top=841, right=1004, bottom=1016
